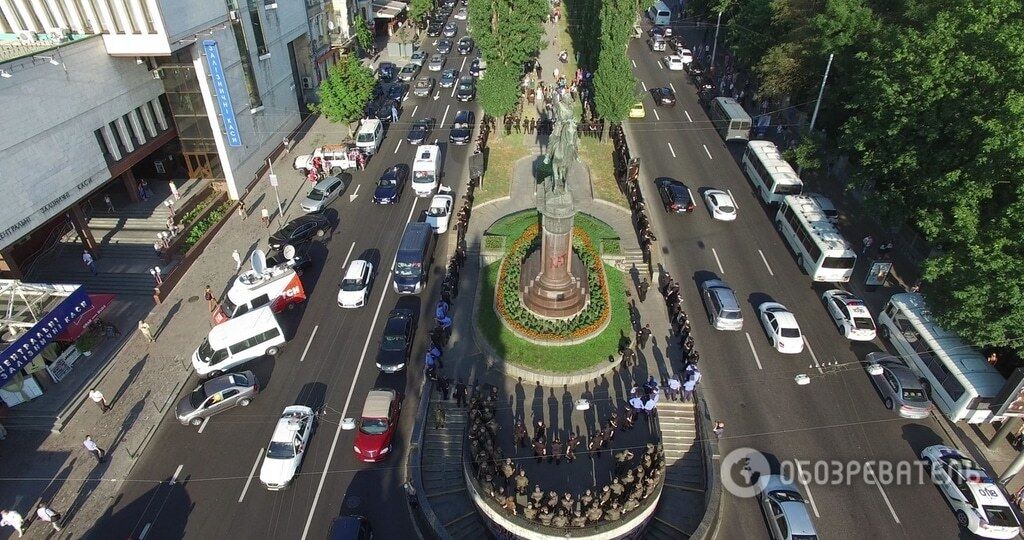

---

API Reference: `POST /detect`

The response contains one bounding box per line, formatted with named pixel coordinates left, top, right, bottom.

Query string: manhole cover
left=187, top=296, right=199, bottom=303
left=344, top=496, right=361, bottom=508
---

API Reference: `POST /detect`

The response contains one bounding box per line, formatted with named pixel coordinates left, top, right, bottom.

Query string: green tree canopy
left=353, top=15, right=373, bottom=55
left=468, top=0, right=547, bottom=116
left=409, top=0, right=433, bottom=25
left=593, top=0, right=638, bottom=122
left=310, top=56, right=376, bottom=131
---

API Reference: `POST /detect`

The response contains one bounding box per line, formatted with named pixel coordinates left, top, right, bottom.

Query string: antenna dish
left=251, top=249, right=267, bottom=274
left=284, top=244, right=296, bottom=260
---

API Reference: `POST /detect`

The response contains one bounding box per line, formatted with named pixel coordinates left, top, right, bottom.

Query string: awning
left=373, top=0, right=408, bottom=19
left=57, top=294, right=116, bottom=341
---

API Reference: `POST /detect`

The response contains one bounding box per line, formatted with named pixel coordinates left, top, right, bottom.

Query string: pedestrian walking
left=261, top=208, right=270, bottom=228
left=0, top=510, right=24, bottom=537
left=454, top=379, right=468, bottom=407
left=82, top=250, right=98, bottom=276
left=438, top=377, right=451, bottom=400
left=682, top=378, right=696, bottom=402
left=34, top=504, right=61, bottom=532
left=205, top=285, right=217, bottom=313
left=403, top=481, right=419, bottom=508
left=232, top=249, right=242, bottom=271
left=88, top=388, right=110, bottom=412
left=237, top=200, right=247, bottom=220
left=636, top=324, right=652, bottom=349
left=862, top=234, right=874, bottom=254
left=666, top=374, right=681, bottom=401
left=103, top=194, right=115, bottom=212
left=637, top=278, right=649, bottom=302
left=713, top=421, right=725, bottom=439
left=138, top=319, right=155, bottom=342
left=434, top=406, right=446, bottom=429
left=169, top=180, right=180, bottom=200
left=83, top=435, right=105, bottom=462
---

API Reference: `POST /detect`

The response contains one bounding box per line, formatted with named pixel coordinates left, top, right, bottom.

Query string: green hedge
left=182, top=202, right=230, bottom=251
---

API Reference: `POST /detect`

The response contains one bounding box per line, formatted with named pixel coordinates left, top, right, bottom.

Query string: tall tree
left=468, top=0, right=547, bottom=116
left=594, top=0, right=638, bottom=123
left=353, top=15, right=373, bottom=56
left=309, top=55, right=376, bottom=133
left=409, top=0, right=433, bottom=26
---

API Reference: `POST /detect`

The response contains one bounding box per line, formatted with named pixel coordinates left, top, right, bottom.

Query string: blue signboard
left=203, top=40, right=243, bottom=147
left=0, top=287, right=92, bottom=386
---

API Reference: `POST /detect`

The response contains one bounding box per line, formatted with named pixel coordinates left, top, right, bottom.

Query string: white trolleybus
left=742, top=140, right=804, bottom=205
left=775, top=195, right=856, bottom=282
left=878, top=293, right=1007, bottom=424
left=709, top=97, right=752, bottom=142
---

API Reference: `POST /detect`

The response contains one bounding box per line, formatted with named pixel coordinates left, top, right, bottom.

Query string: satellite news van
left=213, top=248, right=307, bottom=324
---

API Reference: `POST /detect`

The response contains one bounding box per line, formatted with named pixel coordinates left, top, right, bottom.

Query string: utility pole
left=808, top=53, right=834, bottom=134
left=267, top=158, right=284, bottom=222
left=710, top=11, right=723, bottom=70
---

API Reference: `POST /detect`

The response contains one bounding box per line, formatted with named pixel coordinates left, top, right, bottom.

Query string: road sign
left=269, top=173, right=279, bottom=187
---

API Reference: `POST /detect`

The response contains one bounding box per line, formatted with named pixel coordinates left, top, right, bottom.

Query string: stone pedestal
left=523, top=181, right=586, bottom=318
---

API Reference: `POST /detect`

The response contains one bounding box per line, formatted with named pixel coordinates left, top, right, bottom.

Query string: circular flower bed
left=495, top=223, right=611, bottom=342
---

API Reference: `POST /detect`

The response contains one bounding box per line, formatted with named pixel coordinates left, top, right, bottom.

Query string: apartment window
left=246, top=0, right=269, bottom=57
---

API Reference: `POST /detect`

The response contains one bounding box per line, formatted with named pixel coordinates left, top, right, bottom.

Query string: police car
left=821, top=289, right=877, bottom=341
left=920, top=445, right=1021, bottom=538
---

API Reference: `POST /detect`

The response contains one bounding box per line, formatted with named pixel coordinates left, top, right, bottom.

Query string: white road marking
left=440, top=105, right=451, bottom=127
left=402, top=94, right=408, bottom=102
left=451, top=85, right=457, bottom=98
left=238, top=448, right=263, bottom=502
left=197, top=416, right=210, bottom=433
left=670, top=82, right=677, bottom=93
left=631, top=59, right=636, bottom=68
left=803, top=336, right=823, bottom=373
left=727, top=189, right=737, bottom=209
left=685, top=188, right=694, bottom=205
left=794, top=461, right=821, bottom=517
left=653, top=109, right=660, bottom=121
left=757, top=250, right=774, bottom=276
left=140, top=523, right=152, bottom=539
left=348, top=184, right=361, bottom=202
left=640, top=80, right=647, bottom=92
left=703, top=144, right=713, bottom=159
left=460, top=57, right=466, bottom=70
left=411, top=105, right=419, bottom=117
left=169, top=464, right=183, bottom=485
left=711, top=247, right=724, bottom=273
left=667, top=143, right=676, bottom=158
left=658, top=59, right=664, bottom=70
left=299, top=325, right=319, bottom=363
left=866, top=467, right=901, bottom=523
left=342, top=241, right=356, bottom=267
left=433, top=92, right=440, bottom=100
left=394, top=139, right=403, bottom=154
left=684, top=110, right=693, bottom=122
left=744, top=332, right=763, bottom=370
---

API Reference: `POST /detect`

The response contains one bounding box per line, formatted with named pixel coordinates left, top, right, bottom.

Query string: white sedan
left=663, top=55, right=688, bottom=71
left=703, top=189, right=737, bottom=221
left=260, top=405, right=315, bottom=490
left=758, top=302, right=804, bottom=354
left=921, top=445, right=1021, bottom=538
left=821, top=289, right=876, bottom=341
left=425, top=186, right=453, bottom=234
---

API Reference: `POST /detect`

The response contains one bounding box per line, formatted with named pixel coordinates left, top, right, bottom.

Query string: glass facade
left=228, top=0, right=265, bottom=109
left=157, top=49, right=218, bottom=154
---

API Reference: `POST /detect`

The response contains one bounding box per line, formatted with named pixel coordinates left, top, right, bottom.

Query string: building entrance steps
left=420, top=400, right=488, bottom=539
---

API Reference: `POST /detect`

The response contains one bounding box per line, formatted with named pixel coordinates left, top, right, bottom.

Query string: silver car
left=412, top=77, right=435, bottom=97
left=397, top=62, right=419, bottom=82
left=758, top=474, right=818, bottom=540
left=439, top=69, right=459, bottom=88
left=700, top=278, right=743, bottom=331
left=300, top=174, right=346, bottom=213
left=865, top=352, right=934, bottom=419
left=176, top=371, right=259, bottom=426
left=427, top=54, right=446, bottom=72
left=409, top=49, right=427, bottom=67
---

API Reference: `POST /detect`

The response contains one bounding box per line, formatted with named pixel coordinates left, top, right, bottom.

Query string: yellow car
left=629, top=102, right=646, bottom=118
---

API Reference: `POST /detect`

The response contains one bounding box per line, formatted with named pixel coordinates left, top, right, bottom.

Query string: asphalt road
left=624, top=28, right=964, bottom=539
left=87, top=20, right=480, bottom=540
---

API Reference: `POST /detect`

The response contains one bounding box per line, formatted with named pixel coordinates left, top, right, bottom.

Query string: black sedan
left=655, top=177, right=694, bottom=213
left=269, top=214, right=331, bottom=249
left=469, top=57, right=482, bottom=77
left=651, top=86, right=676, bottom=107
left=376, top=308, right=415, bottom=373
left=455, top=76, right=476, bottom=102
left=457, top=37, right=474, bottom=55
left=448, top=110, right=475, bottom=145
left=373, top=164, right=410, bottom=204
left=385, top=82, right=407, bottom=101
left=407, top=118, right=435, bottom=145
left=435, top=39, right=452, bottom=54
left=427, top=23, right=443, bottom=37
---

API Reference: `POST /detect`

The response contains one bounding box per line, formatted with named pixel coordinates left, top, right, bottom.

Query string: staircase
left=420, top=400, right=489, bottom=539
left=619, top=247, right=651, bottom=276
left=649, top=400, right=706, bottom=538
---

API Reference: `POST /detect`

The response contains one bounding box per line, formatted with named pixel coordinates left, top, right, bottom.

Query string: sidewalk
left=0, top=114, right=345, bottom=538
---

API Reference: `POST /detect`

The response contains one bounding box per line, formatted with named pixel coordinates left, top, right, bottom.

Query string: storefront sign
left=0, top=287, right=91, bottom=386
left=203, top=40, right=243, bottom=147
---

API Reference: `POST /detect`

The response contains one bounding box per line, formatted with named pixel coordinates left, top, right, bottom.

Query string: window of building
left=227, top=0, right=264, bottom=109
left=247, top=0, right=270, bottom=57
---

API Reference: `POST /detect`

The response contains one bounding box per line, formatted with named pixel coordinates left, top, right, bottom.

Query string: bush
left=182, top=202, right=230, bottom=251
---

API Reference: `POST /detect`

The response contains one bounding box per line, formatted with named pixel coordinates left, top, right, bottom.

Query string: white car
left=921, top=445, right=1022, bottom=538
left=260, top=405, right=315, bottom=490
left=676, top=48, right=693, bottom=64
left=338, top=259, right=374, bottom=308
left=454, top=7, right=467, bottom=19
left=663, top=55, right=687, bottom=71
left=703, top=189, right=737, bottom=221
left=409, top=49, right=427, bottom=67
left=821, top=289, right=876, bottom=341
left=758, top=302, right=804, bottom=354
left=425, top=186, right=453, bottom=234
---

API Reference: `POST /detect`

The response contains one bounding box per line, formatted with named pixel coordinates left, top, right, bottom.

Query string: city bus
left=878, top=293, right=1007, bottom=424
left=709, top=97, right=751, bottom=141
left=775, top=195, right=856, bottom=282
left=742, top=140, right=804, bottom=204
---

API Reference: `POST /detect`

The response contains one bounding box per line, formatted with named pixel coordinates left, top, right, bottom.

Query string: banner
left=203, top=40, right=243, bottom=147
left=0, top=287, right=91, bottom=386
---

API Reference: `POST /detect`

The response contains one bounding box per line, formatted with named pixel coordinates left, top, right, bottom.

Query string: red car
left=353, top=388, right=401, bottom=462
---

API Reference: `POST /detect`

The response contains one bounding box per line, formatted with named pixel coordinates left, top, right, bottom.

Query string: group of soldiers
left=660, top=271, right=700, bottom=365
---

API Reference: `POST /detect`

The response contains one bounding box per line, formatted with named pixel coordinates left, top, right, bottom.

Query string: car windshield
left=266, top=441, right=295, bottom=459
left=427, top=205, right=447, bottom=216
left=718, top=205, right=735, bottom=213
left=902, top=388, right=927, bottom=401
left=360, top=418, right=389, bottom=435
left=395, top=261, right=420, bottom=277
left=771, top=490, right=805, bottom=503
left=306, top=188, right=326, bottom=201
left=983, top=505, right=1020, bottom=527
left=357, top=132, right=375, bottom=143
left=852, top=317, right=875, bottom=330
left=196, top=339, right=215, bottom=363
left=189, top=385, right=209, bottom=408
left=413, top=171, right=435, bottom=184
left=780, top=328, right=801, bottom=338
left=382, top=333, right=406, bottom=351
left=379, top=176, right=396, bottom=187
left=722, top=309, right=742, bottom=320
left=341, top=278, right=364, bottom=291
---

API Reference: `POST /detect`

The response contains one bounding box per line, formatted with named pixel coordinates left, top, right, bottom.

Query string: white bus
left=878, top=293, right=1006, bottom=424
left=742, top=141, right=804, bottom=204
left=775, top=195, right=856, bottom=282
left=709, top=97, right=752, bottom=141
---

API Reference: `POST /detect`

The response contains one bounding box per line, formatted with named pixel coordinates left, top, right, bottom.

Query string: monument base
left=520, top=250, right=588, bottom=319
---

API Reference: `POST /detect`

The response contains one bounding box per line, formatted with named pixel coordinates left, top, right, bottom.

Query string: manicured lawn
left=476, top=132, right=531, bottom=206
left=579, top=136, right=628, bottom=208
left=485, top=209, right=620, bottom=254
left=478, top=262, right=631, bottom=373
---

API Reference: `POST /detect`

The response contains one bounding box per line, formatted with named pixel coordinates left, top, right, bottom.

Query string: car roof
left=772, top=310, right=799, bottom=328
left=362, top=388, right=397, bottom=418
left=778, top=501, right=817, bottom=536
left=314, top=176, right=343, bottom=190
left=344, top=259, right=368, bottom=279
left=271, top=406, right=313, bottom=442
left=454, top=110, right=472, bottom=121
left=328, top=516, right=368, bottom=540
left=203, top=372, right=248, bottom=393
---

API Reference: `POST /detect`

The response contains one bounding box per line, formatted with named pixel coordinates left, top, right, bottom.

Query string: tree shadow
left=110, top=355, right=148, bottom=407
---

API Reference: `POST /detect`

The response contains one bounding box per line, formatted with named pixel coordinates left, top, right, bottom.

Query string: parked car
left=353, top=388, right=401, bottom=462
left=426, top=23, right=442, bottom=37
left=439, top=68, right=459, bottom=88
left=448, top=109, right=474, bottom=145
left=921, top=445, right=1021, bottom=538
left=328, top=516, right=373, bottom=540
left=372, top=164, right=410, bottom=204
left=176, top=371, right=258, bottom=426
left=650, top=25, right=672, bottom=38
left=407, top=118, right=436, bottom=145
left=655, top=177, right=693, bottom=213
left=663, top=55, right=687, bottom=71
left=259, top=405, right=315, bottom=490
left=864, top=352, right=933, bottom=419
left=469, top=57, right=483, bottom=77
left=758, top=302, right=804, bottom=354
left=435, top=39, right=452, bottom=54
left=377, top=62, right=396, bottom=82
left=700, top=279, right=743, bottom=331
left=338, top=259, right=374, bottom=309
left=299, top=175, right=345, bottom=213
left=397, top=62, right=419, bottom=81
left=409, top=49, right=428, bottom=67
left=455, top=76, right=476, bottom=101
left=703, top=189, right=737, bottom=221
left=425, top=186, right=453, bottom=233
left=454, top=7, right=467, bottom=19
left=821, top=289, right=876, bottom=341
left=758, top=474, right=819, bottom=540
left=376, top=308, right=415, bottom=372
left=457, top=36, right=474, bottom=55
left=651, top=86, right=676, bottom=106
left=384, top=82, right=408, bottom=101
left=412, top=76, right=435, bottom=97
left=427, top=54, right=446, bottom=72
left=269, top=214, right=331, bottom=249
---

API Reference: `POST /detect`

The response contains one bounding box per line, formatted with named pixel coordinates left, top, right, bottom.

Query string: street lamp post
left=710, top=10, right=723, bottom=70
left=808, top=53, right=834, bottom=134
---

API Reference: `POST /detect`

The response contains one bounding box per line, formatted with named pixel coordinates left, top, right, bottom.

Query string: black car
left=376, top=308, right=415, bottom=372
left=651, top=87, right=676, bottom=107
left=407, top=118, right=435, bottom=145
left=469, top=57, right=481, bottom=77
left=435, top=39, right=452, bottom=54
left=448, top=110, right=474, bottom=145
left=427, top=23, right=443, bottom=37
left=328, top=515, right=372, bottom=540
left=385, top=82, right=407, bottom=101
left=367, top=97, right=401, bottom=124
left=455, top=76, right=476, bottom=102
left=655, top=177, right=694, bottom=213
left=266, top=243, right=313, bottom=275
left=457, top=37, right=474, bottom=55
left=373, top=164, right=410, bottom=204
left=377, top=62, right=396, bottom=83
left=269, top=214, right=331, bottom=249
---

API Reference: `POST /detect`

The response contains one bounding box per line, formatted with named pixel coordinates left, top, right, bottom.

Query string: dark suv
left=376, top=308, right=415, bottom=373
left=449, top=110, right=475, bottom=145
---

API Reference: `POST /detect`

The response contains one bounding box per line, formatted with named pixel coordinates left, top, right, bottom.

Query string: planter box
left=153, top=192, right=235, bottom=303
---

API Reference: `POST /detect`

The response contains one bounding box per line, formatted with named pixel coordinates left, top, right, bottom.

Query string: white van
left=647, top=1, right=672, bottom=26
left=192, top=306, right=286, bottom=377
left=412, top=144, right=441, bottom=197
left=356, top=119, right=384, bottom=156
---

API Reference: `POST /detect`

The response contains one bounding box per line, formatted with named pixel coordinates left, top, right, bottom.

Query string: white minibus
left=776, top=195, right=856, bottom=282
left=192, top=306, right=286, bottom=377
left=742, top=140, right=804, bottom=204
